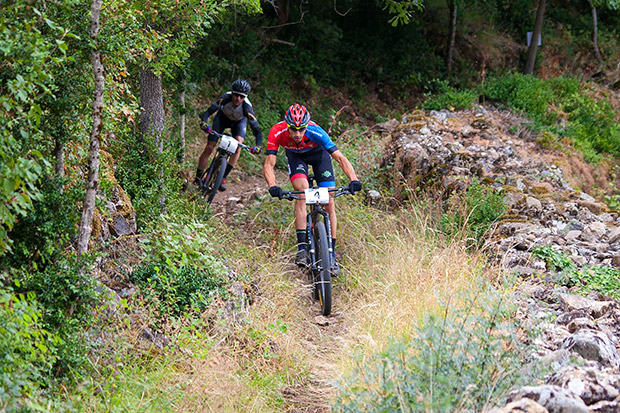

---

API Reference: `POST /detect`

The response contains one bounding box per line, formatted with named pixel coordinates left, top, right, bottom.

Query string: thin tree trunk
left=54, top=138, right=64, bottom=177
left=77, top=0, right=104, bottom=256
left=179, top=80, right=186, bottom=163
left=278, top=0, right=289, bottom=27
left=588, top=0, right=604, bottom=64
left=524, top=0, right=546, bottom=75
left=445, top=0, right=457, bottom=78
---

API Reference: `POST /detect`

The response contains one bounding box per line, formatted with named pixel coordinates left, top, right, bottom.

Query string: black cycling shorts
left=208, top=112, right=248, bottom=142
left=286, top=148, right=335, bottom=187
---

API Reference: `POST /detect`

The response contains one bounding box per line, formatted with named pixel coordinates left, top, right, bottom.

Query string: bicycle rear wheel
left=203, top=156, right=227, bottom=204
left=313, top=220, right=332, bottom=316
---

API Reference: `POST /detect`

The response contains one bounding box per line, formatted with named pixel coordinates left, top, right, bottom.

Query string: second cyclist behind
left=194, top=79, right=262, bottom=191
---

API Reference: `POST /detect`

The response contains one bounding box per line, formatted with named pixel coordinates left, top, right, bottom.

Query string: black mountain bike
left=281, top=177, right=353, bottom=316
left=200, top=130, right=253, bottom=204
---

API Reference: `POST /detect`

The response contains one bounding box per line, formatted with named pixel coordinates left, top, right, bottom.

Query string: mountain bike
left=200, top=130, right=255, bottom=204
left=281, top=177, right=353, bottom=316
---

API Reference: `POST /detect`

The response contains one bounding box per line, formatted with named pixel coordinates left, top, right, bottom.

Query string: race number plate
left=219, top=135, right=239, bottom=154
left=305, top=187, right=329, bottom=205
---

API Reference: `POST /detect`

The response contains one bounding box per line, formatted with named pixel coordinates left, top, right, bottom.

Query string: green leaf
left=55, top=39, right=68, bottom=53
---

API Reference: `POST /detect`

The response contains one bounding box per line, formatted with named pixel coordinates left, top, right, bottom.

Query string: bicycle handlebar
left=208, top=130, right=255, bottom=152
left=281, top=186, right=352, bottom=201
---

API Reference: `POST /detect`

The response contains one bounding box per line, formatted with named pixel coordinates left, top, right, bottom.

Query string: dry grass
left=167, top=257, right=315, bottom=412
left=76, top=196, right=500, bottom=411
left=78, top=233, right=318, bottom=412
left=334, top=200, right=499, bottom=370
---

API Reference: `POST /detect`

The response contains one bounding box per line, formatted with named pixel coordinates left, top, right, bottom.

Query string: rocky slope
left=384, top=106, right=620, bottom=412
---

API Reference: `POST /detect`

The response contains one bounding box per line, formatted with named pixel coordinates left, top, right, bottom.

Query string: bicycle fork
left=306, top=208, right=333, bottom=272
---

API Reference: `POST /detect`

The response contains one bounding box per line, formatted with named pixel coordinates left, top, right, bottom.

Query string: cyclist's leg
left=286, top=150, right=310, bottom=238
left=197, top=114, right=224, bottom=172
left=227, top=118, right=247, bottom=172
left=287, top=151, right=310, bottom=266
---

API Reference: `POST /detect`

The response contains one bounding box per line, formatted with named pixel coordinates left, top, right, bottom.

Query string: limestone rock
left=506, top=385, right=588, bottom=413
left=547, top=365, right=620, bottom=405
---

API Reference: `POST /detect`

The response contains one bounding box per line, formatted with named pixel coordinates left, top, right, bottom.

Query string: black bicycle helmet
left=284, top=103, right=310, bottom=128
left=231, top=79, right=251, bottom=96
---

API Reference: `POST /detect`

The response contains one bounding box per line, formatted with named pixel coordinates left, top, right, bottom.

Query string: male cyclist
left=194, top=79, right=262, bottom=190
left=263, top=103, right=362, bottom=276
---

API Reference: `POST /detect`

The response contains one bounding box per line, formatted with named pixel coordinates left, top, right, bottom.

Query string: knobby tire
left=204, top=156, right=227, bottom=204
left=313, top=220, right=332, bottom=316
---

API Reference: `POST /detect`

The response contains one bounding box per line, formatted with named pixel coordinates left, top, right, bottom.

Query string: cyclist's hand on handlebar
left=348, top=180, right=362, bottom=194
left=250, top=146, right=261, bottom=154
left=269, top=186, right=283, bottom=199
left=200, top=123, right=211, bottom=134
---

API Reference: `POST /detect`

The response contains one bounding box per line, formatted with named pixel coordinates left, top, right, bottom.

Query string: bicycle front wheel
left=313, top=220, right=332, bottom=316
left=204, top=156, right=227, bottom=204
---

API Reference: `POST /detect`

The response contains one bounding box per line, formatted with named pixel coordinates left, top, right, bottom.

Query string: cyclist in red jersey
left=263, top=104, right=362, bottom=276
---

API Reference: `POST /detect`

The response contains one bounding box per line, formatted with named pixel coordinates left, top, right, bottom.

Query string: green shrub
left=4, top=176, right=98, bottom=380
left=334, top=284, right=539, bottom=412
left=532, top=246, right=620, bottom=299
left=422, top=88, right=479, bottom=111
left=16, top=254, right=98, bottom=376
left=561, top=93, right=620, bottom=157
left=483, top=73, right=554, bottom=123
left=113, top=134, right=187, bottom=229
left=483, top=73, right=620, bottom=161
left=131, top=264, right=226, bottom=317
left=4, top=176, right=81, bottom=269
left=0, top=286, right=60, bottom=409
left=532, top=245, right=575, bottom=272
left=440, top=180, right=507, bottom=246
left=132, top=219, right=228, bottom=317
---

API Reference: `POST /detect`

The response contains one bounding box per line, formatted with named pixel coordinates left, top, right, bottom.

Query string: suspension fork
left=306, top=206, right=333, bottom=269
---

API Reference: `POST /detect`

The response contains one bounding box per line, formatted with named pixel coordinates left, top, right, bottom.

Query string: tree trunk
left=524, top=0, right=546, bottom=75
left=139, top=67, right=166, bottom=206
left=77, top=0, right=104, bottom=256
left=139, top=67, right=165, bottom=152
left=179, top=79, right=186, bottom=163
left=445, top=0, right=457, bottom=78
left=277, top=0, right=290, bottom=28
left=588, top=0, right=604, bottom=64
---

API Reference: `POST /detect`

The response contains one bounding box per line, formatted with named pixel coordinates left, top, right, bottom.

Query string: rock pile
left=385, top=106, right=620, bottom=412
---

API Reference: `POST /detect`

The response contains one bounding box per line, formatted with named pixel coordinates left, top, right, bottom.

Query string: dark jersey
left=200, top=92, right=262, bottom=146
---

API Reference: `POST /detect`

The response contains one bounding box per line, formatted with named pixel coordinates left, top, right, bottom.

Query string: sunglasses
left=232, top=92, right=246, bottom=98
left=287, top=124, right=307, bottom=131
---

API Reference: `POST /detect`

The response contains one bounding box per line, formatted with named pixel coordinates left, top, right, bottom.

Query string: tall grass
left=336, top=199, right=497, bottom=354
left=329, top=200, right=535, bottom=410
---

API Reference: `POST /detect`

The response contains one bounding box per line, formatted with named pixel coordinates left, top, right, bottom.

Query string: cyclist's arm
left=331, top=150, right=358, bottom=182
left=263, top=154, right=278, bottom=187
left=199, top=99, right=222, bottom=125
left=244, top=103, right=263, bottom=147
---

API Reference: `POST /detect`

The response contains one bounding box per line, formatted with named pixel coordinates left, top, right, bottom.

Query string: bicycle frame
left=281, top=179, right=351, bottom=315
left=201, top=131, right=252, bottom=202
left=307, top=203, right=332, bottom=273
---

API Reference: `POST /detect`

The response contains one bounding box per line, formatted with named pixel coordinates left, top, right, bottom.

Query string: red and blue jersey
left=266, top=121, right=338, bottom=156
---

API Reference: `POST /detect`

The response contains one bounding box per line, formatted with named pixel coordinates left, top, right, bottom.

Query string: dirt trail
left=208, top=169, right=349, bottom=412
